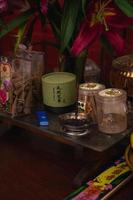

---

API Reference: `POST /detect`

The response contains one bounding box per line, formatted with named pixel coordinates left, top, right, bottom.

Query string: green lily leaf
left=82, top=0, right=88, bottom=15
left=27, top=0, right=41, bottom=6
left=47, top=1, right=62, bottom=40
left=14, top=22, right=26, bottom=52
left=23, top=16, right=38, bottom=47
left=0, top=8, right=35, bottom=38
left=39, top=11, right=46, bottom=27
left=0, top=18, right=5, bottom=27
left=60, top=0, right=82, bottom=53
left=115, top=0, right=133, bottom=17
left=32, top=40, right=59, bottom=49
left=100, top=35, right=114, bottom=55
left=74, top=50, right=88, bottom=83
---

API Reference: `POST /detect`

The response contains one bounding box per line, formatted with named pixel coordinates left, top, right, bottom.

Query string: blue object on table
left=36, top=111, right=49, bottom=126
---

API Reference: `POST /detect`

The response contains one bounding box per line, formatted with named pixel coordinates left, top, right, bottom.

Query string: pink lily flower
left=3, top=80, right=11, bottom=92
left=0, top=0, right=8, bottom=13
left=71, top=0, right=133, bottom=56
left=0, top=89, right=7, bottom=105
left=40, top=0, right=48, bottom=15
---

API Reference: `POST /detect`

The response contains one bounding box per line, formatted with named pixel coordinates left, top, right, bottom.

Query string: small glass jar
left=59, top=112, right=90, bottom=136
left=84, top=58, right=101, bottom=82
left=96, top=88, right=127, bottom=134
left=78, top=82, right=105, bottom=123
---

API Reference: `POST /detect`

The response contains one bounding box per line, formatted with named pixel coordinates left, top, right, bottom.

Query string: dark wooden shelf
left=1, top=111, right=133, bottom=152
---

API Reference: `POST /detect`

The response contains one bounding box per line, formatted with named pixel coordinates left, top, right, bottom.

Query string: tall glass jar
left=96, top=88, right=127, bottom=134
left=16, top=46, right=45, bottom=110
left=78, top=82, right=105, bottom=123
left=11, top=55, right=33, bottom=117
left=29, top=50, right=45, bottom=110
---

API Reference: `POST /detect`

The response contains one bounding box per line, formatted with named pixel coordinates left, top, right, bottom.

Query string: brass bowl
left=110, top=54, right=133, bottom=97
left=112, top=54, right=133, bottom=71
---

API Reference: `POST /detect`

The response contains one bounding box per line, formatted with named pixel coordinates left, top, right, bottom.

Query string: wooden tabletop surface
left=0, top=124, right=132, bottom=200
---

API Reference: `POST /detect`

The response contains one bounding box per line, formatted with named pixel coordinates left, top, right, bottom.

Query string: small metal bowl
left=59, top=112, right=90, bottom=136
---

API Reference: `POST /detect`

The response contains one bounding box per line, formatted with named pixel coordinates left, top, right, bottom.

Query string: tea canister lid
left=97, top=88, right=127, bottom=102
left=79, top=82, right=105, bottom=94
left=42, top=72, right=76, bottom=84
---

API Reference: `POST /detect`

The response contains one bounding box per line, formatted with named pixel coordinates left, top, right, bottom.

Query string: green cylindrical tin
left=42, top=72, right=77, bottom=113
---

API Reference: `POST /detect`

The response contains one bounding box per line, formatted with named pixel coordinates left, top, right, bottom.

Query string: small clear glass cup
left=59, top=112, right=90, bottom=136
left=96, top=88, right=127, bottom=134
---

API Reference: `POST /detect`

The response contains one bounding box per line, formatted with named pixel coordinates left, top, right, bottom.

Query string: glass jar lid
left=97, top=88, right=127, bottom=102
left=79, top=82, right=105, bottom=94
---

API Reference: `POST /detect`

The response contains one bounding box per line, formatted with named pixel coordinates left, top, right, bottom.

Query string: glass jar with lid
left=78, top=82, right=105, bottom=123
left=96, top=88, right=127, bottom=134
